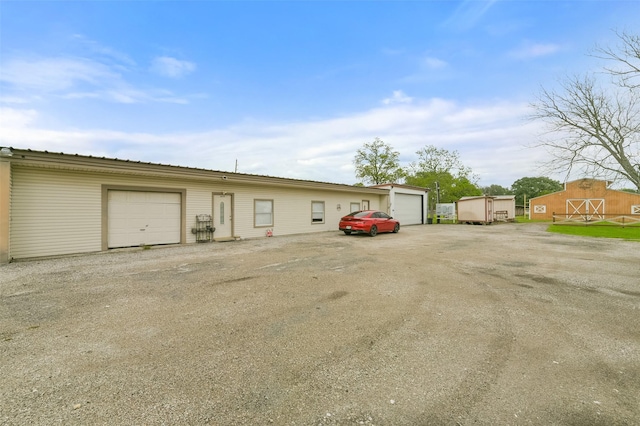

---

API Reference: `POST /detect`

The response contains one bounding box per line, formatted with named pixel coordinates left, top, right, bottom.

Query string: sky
left=1, top=0, right=639, bottom=188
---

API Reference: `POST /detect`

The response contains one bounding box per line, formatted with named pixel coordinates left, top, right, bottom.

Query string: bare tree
left=531, top=31, right=640, bottom=191
left=594, top=30, right=640, bottom=89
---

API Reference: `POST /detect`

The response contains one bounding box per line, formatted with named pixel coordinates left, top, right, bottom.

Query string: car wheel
left=369, top=225, right=378, bottom=237
left=393, top=223, right=400, bottom=233
left=343, top=231, right=352, bottom=235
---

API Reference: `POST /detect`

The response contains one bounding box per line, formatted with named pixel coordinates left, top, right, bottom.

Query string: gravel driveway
left=1, top=223, right=639, bottom=425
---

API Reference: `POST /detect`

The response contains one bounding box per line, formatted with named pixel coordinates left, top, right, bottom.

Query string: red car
left=339, top=210, right=400, bottom=236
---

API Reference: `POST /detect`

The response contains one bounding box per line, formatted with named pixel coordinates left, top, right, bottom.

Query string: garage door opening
left=394, top=193, right=423, bottom=225
left=107, top=190, right=182, bottom=248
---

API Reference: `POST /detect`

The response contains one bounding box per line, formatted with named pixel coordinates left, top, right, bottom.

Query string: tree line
left=353, top=138, right=564, bottom=207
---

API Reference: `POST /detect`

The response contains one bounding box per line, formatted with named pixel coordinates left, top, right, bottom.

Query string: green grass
left=547, top=224, right=640, bottom=241
left=515, top=216, right=551, bottom=223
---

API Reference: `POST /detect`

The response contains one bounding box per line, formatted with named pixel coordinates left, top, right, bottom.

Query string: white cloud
left=382, top=90, right=413, bottom=105
left=509, top=42, right=562, bottom=59
left=150, top=56, right=196, bottom=78
left=399, top=55, right=450, bottom=84
left=0, top=57, right=119, bottom=92
left=1, top=44, right=196, bottom=104
left=444, top=0, right=499, bottom=31
left=0, top=107, right=38, bottom=129
left=422, top=56, right=448, bottom=70
left=0, top=98, right=557, bottom=187
left=71, top=34, right=137, bottom=68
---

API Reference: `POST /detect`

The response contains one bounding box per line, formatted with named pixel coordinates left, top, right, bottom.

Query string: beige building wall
left=10, top=167, right=104, bottom=259
left=493, top=196, right=516, bottom=220
left=0, top=157, right=10, bottom=264
left=457, top=196, right=494, bottom=223
left=6, top=160, right=386, bottom=261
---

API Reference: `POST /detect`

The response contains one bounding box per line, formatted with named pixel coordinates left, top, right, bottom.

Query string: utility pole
left=436, top=182, right=440, bottom=224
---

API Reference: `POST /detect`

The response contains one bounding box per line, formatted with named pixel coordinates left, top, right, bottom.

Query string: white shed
left=371, top=184, right=430, bottom=225
left=493, top=195, right=516, bottom=221
left=456, top=196, right=496, bottom=224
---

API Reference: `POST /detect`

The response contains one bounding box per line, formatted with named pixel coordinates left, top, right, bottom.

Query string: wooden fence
left=552, top=213, right=640, bottom=227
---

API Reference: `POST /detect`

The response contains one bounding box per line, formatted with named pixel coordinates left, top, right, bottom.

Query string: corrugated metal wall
left=10, top=167, right=103, bottom=259
left=9, top=165, right=384, bottom=260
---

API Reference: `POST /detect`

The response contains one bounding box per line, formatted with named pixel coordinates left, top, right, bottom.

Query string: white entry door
left=213, top=194, right=232, bottom=240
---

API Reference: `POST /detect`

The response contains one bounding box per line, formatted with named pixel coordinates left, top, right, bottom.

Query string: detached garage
left=371, top=184, right=429, bottom=225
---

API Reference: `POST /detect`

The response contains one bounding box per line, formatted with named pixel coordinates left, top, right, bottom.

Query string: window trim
left=311, top=201, right=325, bottom=224
left=254, top=199, right=274, bottom=228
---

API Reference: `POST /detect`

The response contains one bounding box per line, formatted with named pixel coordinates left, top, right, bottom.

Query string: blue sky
left=1, top=1, right=639, bottom=187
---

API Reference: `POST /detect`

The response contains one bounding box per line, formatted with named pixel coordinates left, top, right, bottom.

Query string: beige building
left=0, top=148, right=391, bottom=263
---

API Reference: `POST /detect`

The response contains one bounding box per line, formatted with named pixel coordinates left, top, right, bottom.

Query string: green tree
left=620, top=188, right=640, bottom=193
left=481, top=184, right=513, bottom=196
left=353, top=138, right=404, bottom=185
left=530, top=30, right=640, bottom=191
left=404, top=145, right=481, bottom=207
left=511, top=177, right=563, bottom=206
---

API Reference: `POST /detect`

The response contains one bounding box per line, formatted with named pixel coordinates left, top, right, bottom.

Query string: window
left=534, top=205, right=546, bottom=214
left=311, top=201, right=325, bottom=223
left=254, top=199, right=273, bottom=227
left=219, top=202, right=225, bottom=225
left=350, top=202, right=360, bottom=213
left=633, top=205, right=640, bottom=215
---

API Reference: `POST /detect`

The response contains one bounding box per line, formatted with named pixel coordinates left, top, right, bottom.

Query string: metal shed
left=456, top=196, right=496, bottom=224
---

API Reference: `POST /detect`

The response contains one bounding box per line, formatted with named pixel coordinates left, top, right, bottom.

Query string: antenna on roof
left=235, top=159, right=238, bottom=173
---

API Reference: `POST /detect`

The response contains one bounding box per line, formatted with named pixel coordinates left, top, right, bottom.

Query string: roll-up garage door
left=108, top=191, right=181, bottom=248
left=394, top=193, right=423, bottom=225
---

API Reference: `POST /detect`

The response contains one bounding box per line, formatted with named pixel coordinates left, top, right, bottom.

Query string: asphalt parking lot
left=1, top=223, right=639, bottom=425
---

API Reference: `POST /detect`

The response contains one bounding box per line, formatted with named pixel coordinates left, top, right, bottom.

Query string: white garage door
left=394, top=193, right=423, bottom=225
left=108, top=191, right=181, bottom=248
